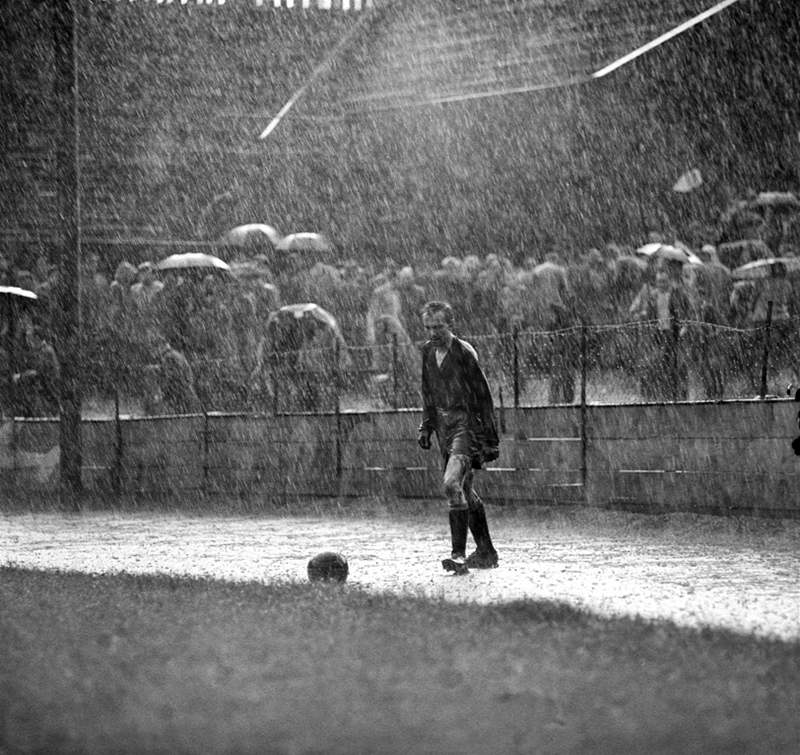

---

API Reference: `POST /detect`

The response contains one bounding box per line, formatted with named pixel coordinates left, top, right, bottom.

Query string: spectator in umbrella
left=696, top=244, right=733, bottom=318
left=140, top=332, right=201, bottom=416
left=533, top=251, right=571, bottom=315
left=12, top=318, right=60, bottom=417
left=533, top=251, right=576, bottom=404
left=570, top=248, right=614, bottom=326
left=631, top=260, right=693, bottom=401
left=130, top=261, right=165, bottom=313
left=691, top=266, right=726, bottom=400
left=370, top=313, right=420, bottom=406
left=188, top=274, right=241, bottom=410
left=365, top=271, right=402, bottom=348
left=82, top=251, right=109, bottom=289
left=110, top=261, right=137, bottom=301
left=431, top=256, right=468, bottom=309
left=0, top=254, right=10, bottom=285
left=96, top=260, right=140, bottom=396
left=295, top=312, right=349, bottom=412
left=476, top=253, right=512, bottom=335
left=394, top=266, right=427, bottom=342
left=628, top=254, right=660, bottom=321
left=337, top=259, right=371, bottom=345
left=749, top=261, right=796, bottom=375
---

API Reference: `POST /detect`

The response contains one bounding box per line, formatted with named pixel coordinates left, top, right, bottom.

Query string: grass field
left=2, top=565, right=799, bottom=754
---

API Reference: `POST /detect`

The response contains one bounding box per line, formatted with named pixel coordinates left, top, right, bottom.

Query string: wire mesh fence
left=80, top=313, right=799, bottom=417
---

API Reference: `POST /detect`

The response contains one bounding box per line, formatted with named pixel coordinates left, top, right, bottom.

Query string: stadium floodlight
left=591, top=0, right=740, bottom=79
left=259, top=9, right=374, bottom=139
left=335, top=0, right=743, bottom=112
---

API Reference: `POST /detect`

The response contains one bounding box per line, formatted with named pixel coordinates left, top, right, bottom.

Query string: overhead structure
left=322, top=0, right=743, bottom=113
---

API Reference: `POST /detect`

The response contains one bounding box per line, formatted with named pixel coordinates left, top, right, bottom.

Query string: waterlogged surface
left=2, top=512, right=798, bottom=641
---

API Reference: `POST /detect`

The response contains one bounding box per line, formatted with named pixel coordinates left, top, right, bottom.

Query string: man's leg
left=464, top=473, right=499, bottom=568
left=442, top=453, right=470, bottom=573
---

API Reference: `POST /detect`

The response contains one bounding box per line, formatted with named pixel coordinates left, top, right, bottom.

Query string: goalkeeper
left=417, top=300, right=500, bottom=573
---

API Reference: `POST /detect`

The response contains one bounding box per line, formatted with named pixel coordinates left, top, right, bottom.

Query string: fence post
left=391, top=332, right=399, bottom=410
left=202, top=409, right=209, bottom=496
left=580, top=322, right=588, bottom=492
left=498, top=384, right=506, bottom=434
left=270, top=350, right=278, bottom=416
left=669, top=314, right=678, bottom=402
left=513, top=324, right=520, bottom=409
left=112, top=384, right=122, bottom=495
left=335, top=340, right=342, bottom=482
left=759, top=300, right=774, bottom=399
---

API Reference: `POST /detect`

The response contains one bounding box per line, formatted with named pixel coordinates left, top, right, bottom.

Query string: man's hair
left=420, top=300, right=453, bottom=324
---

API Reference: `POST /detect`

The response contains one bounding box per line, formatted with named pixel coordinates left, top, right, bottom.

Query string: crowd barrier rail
left=2, top=398, right=798, bottom=517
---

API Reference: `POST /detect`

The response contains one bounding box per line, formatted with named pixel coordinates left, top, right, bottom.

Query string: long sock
left=467, top=503, right=496, bottom=554
left=448, top=508, right=469, bottom=557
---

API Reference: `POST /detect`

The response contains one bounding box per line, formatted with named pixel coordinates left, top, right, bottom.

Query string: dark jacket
left=419, top=337, right=499, bottom=463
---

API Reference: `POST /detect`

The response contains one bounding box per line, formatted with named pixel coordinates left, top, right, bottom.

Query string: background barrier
left=2, top=399, right=798, bottom=516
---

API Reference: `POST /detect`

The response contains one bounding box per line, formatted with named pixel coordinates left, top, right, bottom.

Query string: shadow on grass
left=2, top=566, right=799, bottom=754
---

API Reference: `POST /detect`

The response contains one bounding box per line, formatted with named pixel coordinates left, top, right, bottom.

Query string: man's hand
left=417, top=430, right=431, bottom=450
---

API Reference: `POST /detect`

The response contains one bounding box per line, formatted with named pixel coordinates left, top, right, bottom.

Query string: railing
left=4, top=310, right=798, bottom=421
left=108, top=311, right=798, bottom=418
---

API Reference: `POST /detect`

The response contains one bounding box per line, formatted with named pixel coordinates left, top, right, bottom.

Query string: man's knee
left=443, top=478, right=467, bottom=508
left=443, top=453, right=470, bottom=509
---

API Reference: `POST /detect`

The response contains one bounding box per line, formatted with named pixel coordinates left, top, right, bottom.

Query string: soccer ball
left=307, top=551, right=349, bottom=583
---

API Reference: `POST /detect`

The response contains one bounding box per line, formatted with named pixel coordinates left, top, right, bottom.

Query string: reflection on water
left=2, top=512, right=798, bottom=641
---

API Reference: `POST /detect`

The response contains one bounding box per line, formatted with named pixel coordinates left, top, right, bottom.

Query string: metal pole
left=497, top=384, right=507, bottom=434
left=202, top=409, right=209, bottom=496
left=580, top=323, right=588, bottom=490
left=113, top=384, right=122, bottom=496
left=53, top=0, right=83, bottom=508
left=391, top=332, right=399, bottom=410
left=512, top=324, right=520, bottom=409
left=335, top=340, right=342, bottom=481
left=271, top=351, right=278, bottom=416
left=671, top=314, right=680, bottom=402
left=3, top=299, right=15, bottom=419
left=759, top=300, right=774, bottom=399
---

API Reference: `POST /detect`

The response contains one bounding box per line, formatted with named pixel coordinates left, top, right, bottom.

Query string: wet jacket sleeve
left=463, top=347, right=499, bottom=449
left=418, top=343, right=437, bottom=436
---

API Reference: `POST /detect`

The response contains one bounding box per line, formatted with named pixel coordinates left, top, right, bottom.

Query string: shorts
left=436, top=408, right=478, bottom=463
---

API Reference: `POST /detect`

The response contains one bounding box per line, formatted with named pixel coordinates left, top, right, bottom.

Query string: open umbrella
left=672, top=168, right=703, bottom=193
left=635, top=242, right=663, bottom=257
left=731, top=257, right=800, bottom=280
left=275, top=232, right=333, bottom=253
left=156, top=252, right=231, bottom=273
left=748, top=191, right=800, bottom=213
left=220, top=223, right=281, bottom=247
left=2, top=286, right=38, bottom=415
left=270, top=302, right=340, bottom=332
left=636, top=243, right=703, bottom=266
left=0, top=285, right=38, bottom=300
left=717, top=239, right=771, bottom=268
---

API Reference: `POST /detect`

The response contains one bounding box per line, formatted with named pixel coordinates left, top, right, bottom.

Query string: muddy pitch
left=2, top=511, right=798, bottom=641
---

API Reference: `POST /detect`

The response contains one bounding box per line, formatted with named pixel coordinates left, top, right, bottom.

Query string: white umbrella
left=635, top=242, right=663, bottom=257
left=270, top=302, right=340, bottom=331
left=0, top=285, right=38, bottom=300
left=275, top=232, right=333, bottom=253
left=672, top=168, right=703, bottom=193
left=156, top=252, right=231, bottom=272
left=220, top=223, right=281, bottom=247
left=636, top=243, right=703, bottom=266
left=748, top=191, right=800, bottom=212
left=732, top=257, right=800, bottom=280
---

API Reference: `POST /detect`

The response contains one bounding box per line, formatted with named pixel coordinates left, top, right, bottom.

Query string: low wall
left=1, top=400, right=798, bottom=515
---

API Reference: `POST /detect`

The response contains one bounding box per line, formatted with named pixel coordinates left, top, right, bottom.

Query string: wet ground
left=2, top=511, right=798, bottom=641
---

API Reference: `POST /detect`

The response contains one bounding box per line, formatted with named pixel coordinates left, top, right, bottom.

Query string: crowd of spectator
left=2, top=197, right=800, bottom=416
